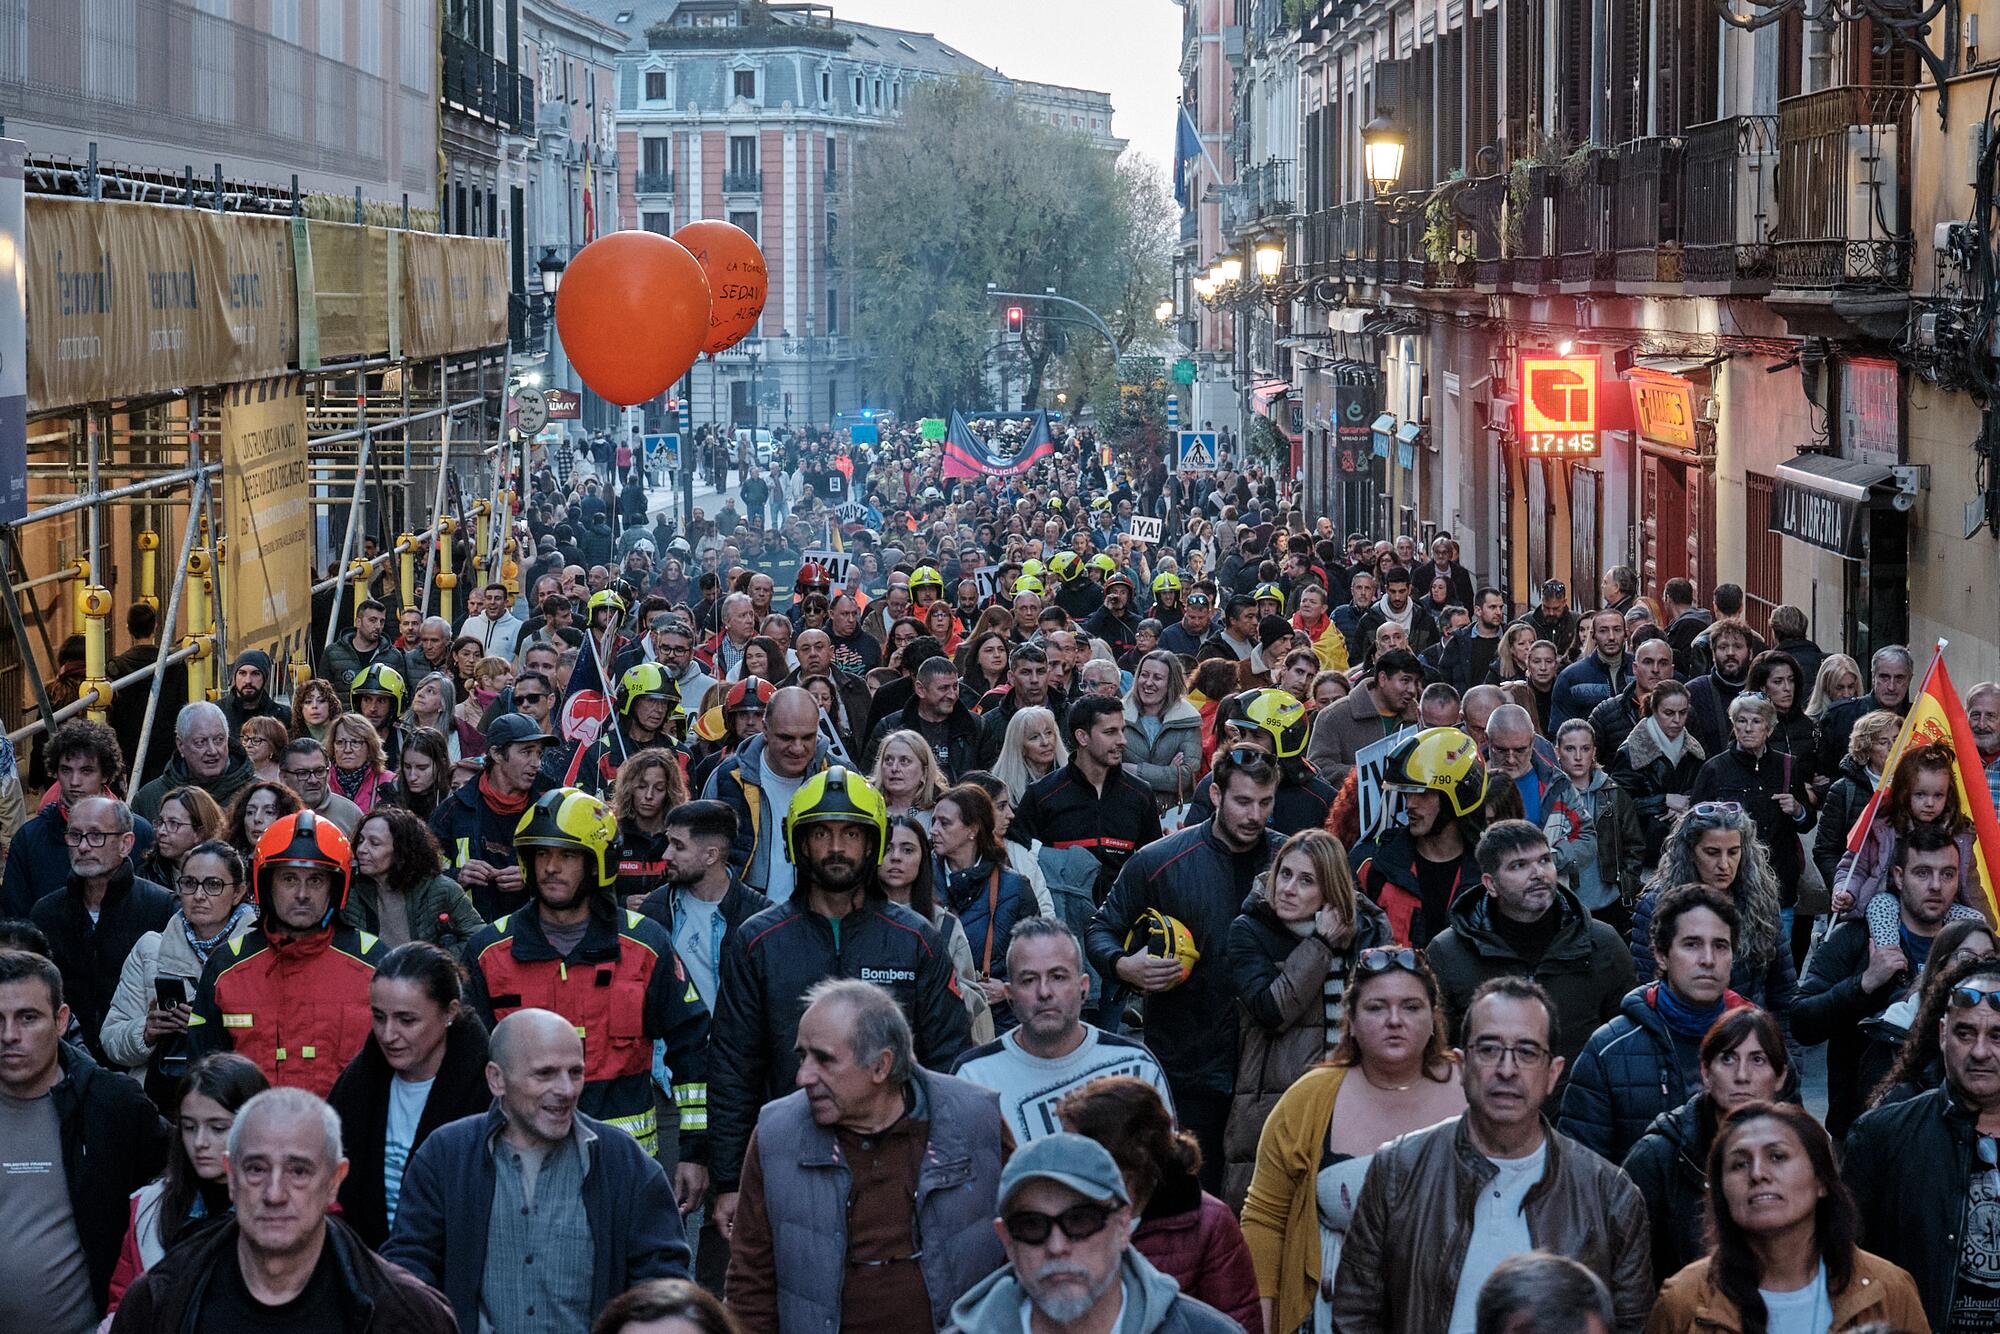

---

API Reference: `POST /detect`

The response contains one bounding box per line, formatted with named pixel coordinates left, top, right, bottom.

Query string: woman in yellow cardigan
left=1239, top=947, right=1465, bottom=1334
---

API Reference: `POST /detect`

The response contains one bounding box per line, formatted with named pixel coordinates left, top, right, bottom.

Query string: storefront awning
left=1771, top=453, right=1897, bottom=558
left=1248, top=379, right=1291, bottom=416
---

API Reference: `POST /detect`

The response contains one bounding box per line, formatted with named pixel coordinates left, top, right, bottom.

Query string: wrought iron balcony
left=636, top=170, right=676, bottom=195
left=723, top=168, right=763, bottom=194
left=1683, top=116, right=1778, bottom=287
left=1774, top=85, right=1914, bottom=290
left=1241, top=158, right=1297, bottom=222
left=1613, top=137, right=1685, bottom=284
left=442, top=33, right=514, bottom=124
left=1555, top=149, right=1618, bottom=286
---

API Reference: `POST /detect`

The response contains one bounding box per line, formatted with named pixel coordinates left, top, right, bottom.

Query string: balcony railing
left=1684, top=115, right=1778, bottom=285
left=442, top=32, right=518, bottom=126
left=1241, top=158, right=1296, bottom=222
left=1555, top=149, right=1618, bottom=285
left=723, top=168, right=763, bottom=194
left=1511, top=164, right=1552, bottom=287
left=636, top=170, right=676, bottom=195
left=1302, top=206, right=1334, bottom=275
left=1774, top=84, right=1914, bottom=289
left=1613, top=137, right=1685, bottom=283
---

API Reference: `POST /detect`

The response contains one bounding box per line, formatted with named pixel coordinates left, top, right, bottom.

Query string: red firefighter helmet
left=251, top=809, right=354, bottom=920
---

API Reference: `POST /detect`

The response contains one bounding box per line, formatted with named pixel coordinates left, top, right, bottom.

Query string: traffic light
left=1006, top=305, right=1024, bottom=335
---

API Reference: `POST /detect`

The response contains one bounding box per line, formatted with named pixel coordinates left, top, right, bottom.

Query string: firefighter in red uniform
left=189, top=811, right=383, bottom=1097
left=463, top=786, right=712, bottom=1206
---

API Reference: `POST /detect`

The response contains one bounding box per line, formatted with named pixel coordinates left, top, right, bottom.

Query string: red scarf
left=479, top=771, right=534, bottom=816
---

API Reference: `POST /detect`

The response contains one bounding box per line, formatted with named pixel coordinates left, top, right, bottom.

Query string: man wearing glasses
left=1844, top=953, right=2000, bottom=1329
left=939, top=1132, right=1237, bottom=1334
left=725, top=979, right=1005, bottom=1334
left=1425, top=821, right=1635, bottom=1077
left=24, top=795, right=174, bottom=1065
left=277, top=738, right=362, bottom=839
left=1331, top=974, right=1652, bottom=1334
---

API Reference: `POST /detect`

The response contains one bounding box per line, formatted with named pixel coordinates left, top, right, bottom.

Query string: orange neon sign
left=1518, top=355, right=1601, bottom=457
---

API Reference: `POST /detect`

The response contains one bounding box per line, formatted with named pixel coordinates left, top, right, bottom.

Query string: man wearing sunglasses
left=941, top=1132, right=1238, bottom=1334
left=1844, top=954, right=2000, bottom=1329
left=1795, top=823, right=1965, bottom=1138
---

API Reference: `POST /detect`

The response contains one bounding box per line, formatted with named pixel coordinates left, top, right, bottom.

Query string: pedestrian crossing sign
left=643, top=433, right=680, bottom=471
left=1177, top=430, right=1219, bottom=474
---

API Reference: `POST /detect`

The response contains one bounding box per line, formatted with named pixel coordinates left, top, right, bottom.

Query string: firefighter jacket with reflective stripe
left=189, top=924, right=383, bottom=1098
left=1014, top=760, right=1164, bottom=905
left=463, top=903, right=711, bottom=1161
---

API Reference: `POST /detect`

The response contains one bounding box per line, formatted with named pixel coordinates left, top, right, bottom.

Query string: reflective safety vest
left=189, top=924, right=383, bottom=1098
left=465, top=903, right=710, bottom=1159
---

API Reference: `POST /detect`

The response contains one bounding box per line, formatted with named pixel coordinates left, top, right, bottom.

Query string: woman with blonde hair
left=871, top=728, right=944, bottom=821
left=1488, top=621, right=1538, bottom=684
left=1805, top=652, right=1864, bottom=721
left=328, top=712, right=397, bottom=813
left=1240, top=947, right=1465, bottom=1334
left=991, top=705, right=1066, bottom=804
left=1222, top=829, right=1393, bottom=1209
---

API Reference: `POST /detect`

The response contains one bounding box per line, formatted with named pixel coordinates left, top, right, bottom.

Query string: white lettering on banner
left=1355, top=725, right=1419, bottom=842
left=1128, top=516, right=1163, bottom=544
left=801, top=547, right=851, bottom=582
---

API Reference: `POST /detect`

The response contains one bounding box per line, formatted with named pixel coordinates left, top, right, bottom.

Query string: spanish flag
left=1845, top=642, right=2000, bottom=925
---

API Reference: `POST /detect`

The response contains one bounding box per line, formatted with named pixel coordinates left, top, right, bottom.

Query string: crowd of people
left=0, top=416, right=1994, bottom=1334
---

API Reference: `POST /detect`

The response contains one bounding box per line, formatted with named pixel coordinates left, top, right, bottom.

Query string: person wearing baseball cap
left=427, top=711, right=555, bottom=919
left=1081, top=570, right=1142, bottom=662
left=940, top=1133, right=1238, bottom=1334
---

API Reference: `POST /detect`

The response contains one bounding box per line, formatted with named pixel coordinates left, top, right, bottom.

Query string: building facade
left=1177, top=0, right=2000, bottom=671
left=581, top=0, right=1119, bottom=431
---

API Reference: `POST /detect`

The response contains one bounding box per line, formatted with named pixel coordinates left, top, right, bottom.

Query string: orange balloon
left=554, top=231, right=711, bottom=406
left=673, top=220, right=769, bottom=354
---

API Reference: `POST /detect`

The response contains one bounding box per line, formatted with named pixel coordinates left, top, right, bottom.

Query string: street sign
left=1177, top=430, right=1219, bottom=474
left=1172, top=357, right=1196, bottom=385
left=1128, top=516, right=1163, bottom=544
left=514, top=388, right=548, bottom=436
left=545, top=388, right=581, bottom=420
left=644, top=432, right=680, bottom=471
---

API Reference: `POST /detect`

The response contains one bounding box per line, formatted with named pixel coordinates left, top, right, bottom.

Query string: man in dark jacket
left=1817, top=644, right=1915, bottom=776
left=1588, top=636, right=1675, bottom=762
left=385, top=1011, right=687, bottom=1334
left=1685, top=620, right=1756, bottom=757
left=1795, top=825, right=1963, bottom=1137
left=104, top=602, right=185, bottom=788
left=1661, top=577, right=1711, bottom=678
left=1842, top=955, right=2000, bottom=1329
left=1515, top=579, right=1582, bottom=658
left=29, top=797, right=173, bottom=1064
left=1086, top=748, right=1283, bottom=1192
left=862, top=654, right=982, bottom=778
left=321, top=597, right=412, bottom=708
left=130, top=701, right=257, bottom=825
left=114, top=1086, right=454, bottom=1333
left=429, top=712, right=555, bottom=920
left=1436, top=588, right=1508, bottom=693
left=1016, top=696, right=1163, bottom=906
left=974, top=641, right=1064, bottom=769
left=708, top=767, right=971, bottom=1239
left=1080, top=572, right=1143, bottom=661
left=1425, top=821, right=1636, bottom=1074
left=220, top=648, right=289, bottom=737
left=1767, top=603, right=1826, bottom=688
left=1558, top=884, right=1743, bottom=1161
left=0, top=949, right=168, bottom=1328
left=1549, top=609, right=1631, bottom=731
left=1, top=720, right=153, bottom=919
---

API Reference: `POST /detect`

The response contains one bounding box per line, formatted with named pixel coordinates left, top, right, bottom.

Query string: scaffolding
left=2, top=147, right=526, bottom=778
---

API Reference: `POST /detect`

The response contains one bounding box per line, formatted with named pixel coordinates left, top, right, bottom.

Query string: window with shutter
left=1557, top=0, right=1591, bottom=142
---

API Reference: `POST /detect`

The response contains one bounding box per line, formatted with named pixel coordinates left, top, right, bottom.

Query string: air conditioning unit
left=1844, top=124, right=1900, bottom=279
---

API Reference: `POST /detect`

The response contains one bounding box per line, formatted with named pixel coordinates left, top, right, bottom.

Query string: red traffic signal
left=1006, top=305, right=1024, bottom=334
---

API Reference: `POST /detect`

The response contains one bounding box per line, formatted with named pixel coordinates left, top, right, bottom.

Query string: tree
left=849, top=76, right=1170, bottom=418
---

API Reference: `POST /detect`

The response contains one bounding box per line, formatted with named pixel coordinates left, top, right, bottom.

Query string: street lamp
left=1253, top=241, right=1284, bottom=281
left=537, top=245, right=568, bottom=299
left=1218, top=255, right=1244, bottom=286
left=1154, top=299, right=1175, bottom=323
left=1361, top=114, right=1409, bottom=200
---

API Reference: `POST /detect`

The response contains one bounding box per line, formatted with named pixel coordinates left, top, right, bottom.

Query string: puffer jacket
left=98, top=904, right=257, bottom=1073
left=1328, top=1114, right=1654, bottom=1334
left=1425, top=881, right=1637, bottom=1072
left=339, top=872, right=485, bottom=950
left=1814, top=754, right=1876, bottom=889
left=1612, top=721, right=1706, bottom=864
left=1086, top=821, right=1284, bottom=1096
left=321, top=630, right=412, bottom=707
left=1221, top=882, right=1391, bottom=1208
left=1621, top=1094, right=1717, bottom=1288
left=30, top=863, right=176, bottom=1063
left=1122, top=698, right=1204, bottom=802
left=941, top=859, right=1035, bottom=981
left=1556, top=982, right=1747, bottom=1162
left=1627, top=887, right=1800, bottom=1048
left=1541, top=765, right=1647, bottom=911
left=1132, top=1166, right=1265, bottom=1334
left=707, top=894, right=972, bottom=1191
left=1843, top=1084, right=1985, bottom=1324
left=0, top=800, right=155, bottom=918
left=700, top=732, right=832, bottom=895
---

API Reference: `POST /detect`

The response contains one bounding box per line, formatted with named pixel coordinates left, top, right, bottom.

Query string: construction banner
left=222, top=376, right=312, bottom=683
left=296, top=220, right=394, bottom=364
left=403, top=231, right=506, bottom=359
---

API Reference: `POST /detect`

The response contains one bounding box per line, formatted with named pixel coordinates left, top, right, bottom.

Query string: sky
left=828, top=0, right=1183, bottom=180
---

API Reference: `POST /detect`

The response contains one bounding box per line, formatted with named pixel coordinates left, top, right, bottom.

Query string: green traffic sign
left=1172, top=358, right=1196, bottom=385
